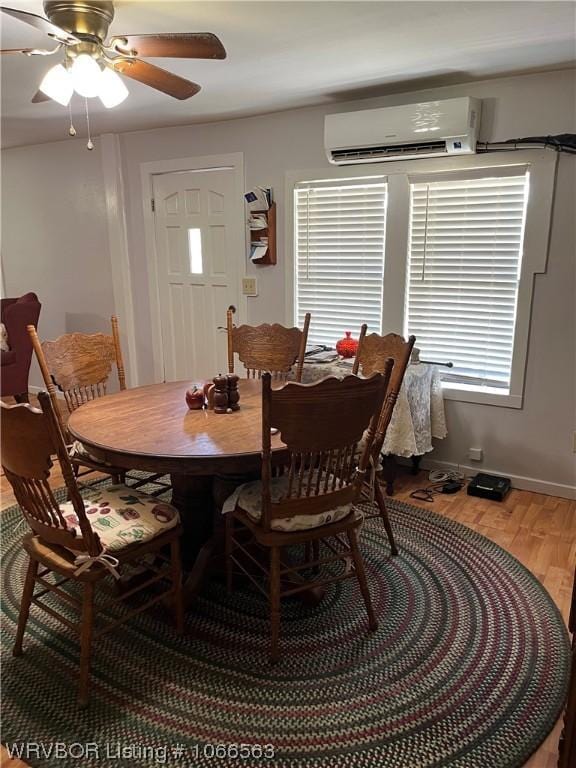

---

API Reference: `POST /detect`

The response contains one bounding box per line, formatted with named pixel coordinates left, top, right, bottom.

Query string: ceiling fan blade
left=111, top=59, right=201, bottom=100
left=109, top=33, right=226, bottom=60
left=0, top=6, right=80, bottom=45
left=31, top=90, right=51, bottom=103
left=1, top=46, right=61, bottom=56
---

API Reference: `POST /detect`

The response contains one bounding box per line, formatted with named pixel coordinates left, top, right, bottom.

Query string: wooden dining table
left=67, top=379, right=288, bottom=602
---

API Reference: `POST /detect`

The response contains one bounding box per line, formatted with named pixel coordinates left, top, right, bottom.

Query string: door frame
left=140, top=152, right=246, bottom=383
left=101, top=133, right=139, bottom=386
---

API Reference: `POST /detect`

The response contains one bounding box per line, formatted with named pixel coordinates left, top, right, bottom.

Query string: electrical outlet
left=468, top=447, right=483, bottom=462
left=242, top=277, right=258, bottom=296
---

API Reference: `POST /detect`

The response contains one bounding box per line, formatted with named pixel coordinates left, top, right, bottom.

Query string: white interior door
left=152, top=166, right=242, bottom=381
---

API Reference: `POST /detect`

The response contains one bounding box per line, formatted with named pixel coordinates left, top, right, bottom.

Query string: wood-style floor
left=1, top=446, right=574, bottom=768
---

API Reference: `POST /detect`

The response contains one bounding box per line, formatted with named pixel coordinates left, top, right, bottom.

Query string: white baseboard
left=407, top=456, right=576, bottom=500
left=25, top=385, right=576, bottom=501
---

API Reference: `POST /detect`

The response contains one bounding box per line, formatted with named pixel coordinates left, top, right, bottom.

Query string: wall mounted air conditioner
left=325, top=97, right=481, bottom=164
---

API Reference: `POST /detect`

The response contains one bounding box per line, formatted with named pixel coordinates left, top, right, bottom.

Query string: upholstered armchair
left=1, top=292, right=41, bottom=402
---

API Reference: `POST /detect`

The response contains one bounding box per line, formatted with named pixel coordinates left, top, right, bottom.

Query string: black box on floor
left=467, top=473, right=511, bottom=501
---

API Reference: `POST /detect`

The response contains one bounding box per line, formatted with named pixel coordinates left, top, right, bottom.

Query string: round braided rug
left=1, top=488, right=570, bottom=768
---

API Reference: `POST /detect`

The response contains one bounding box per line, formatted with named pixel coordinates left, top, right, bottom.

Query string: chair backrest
left=259, top=368, right=391, bottom=531
left=0, top=292, right=41, bottom=360
left=1, top=292, right=41, bottom=324
left=353, top=325, right=416, bottom=455
left=28, top=316, right=126, bottom=433
left=0, top=392, right=102, bottom=556
left=227, top=307, right=311, bottom=382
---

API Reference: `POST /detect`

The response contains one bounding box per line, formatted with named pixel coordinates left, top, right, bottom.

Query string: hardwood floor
left=1, top=450, right=573, bottom=768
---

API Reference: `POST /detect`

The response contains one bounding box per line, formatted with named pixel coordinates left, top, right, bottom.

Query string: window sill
left=441, top=382, right=523, bottom=409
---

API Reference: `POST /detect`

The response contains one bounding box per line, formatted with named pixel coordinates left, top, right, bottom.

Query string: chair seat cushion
left=69, top=440, right=113, bottom=468
left=224, top=475, right=351, bottom=533
left=358, top=430, right=384, bottom=459
left=60, top=484, right=180, bottom=552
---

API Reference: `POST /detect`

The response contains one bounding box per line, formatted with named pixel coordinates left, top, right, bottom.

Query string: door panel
left=152, top=167, right=240, bottom=381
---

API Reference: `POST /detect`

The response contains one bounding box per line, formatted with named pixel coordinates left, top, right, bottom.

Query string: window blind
left=406, top=173, right=529, bottom=390
left=294, top=180, right=387, bottom=346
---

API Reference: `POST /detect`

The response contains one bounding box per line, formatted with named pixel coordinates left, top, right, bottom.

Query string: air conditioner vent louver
left=324, top=98, right=481, bottom=164
left=331, top=141, right=447, bottom=163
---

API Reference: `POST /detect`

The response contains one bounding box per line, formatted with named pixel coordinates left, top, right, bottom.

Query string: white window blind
left=406, top=173, right=529, bottom=390
left=294, top=179, right=387, bottom=346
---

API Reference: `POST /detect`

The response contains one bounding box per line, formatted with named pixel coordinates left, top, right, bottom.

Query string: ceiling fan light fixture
left=70, top=53, right=102, bottom=97
left=39, top=63, right=73, bottom=106
left=98, top=67, right=128, bottom=108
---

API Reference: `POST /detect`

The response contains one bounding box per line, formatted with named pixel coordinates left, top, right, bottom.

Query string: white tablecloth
left=299, top=360, right=447, bottom=458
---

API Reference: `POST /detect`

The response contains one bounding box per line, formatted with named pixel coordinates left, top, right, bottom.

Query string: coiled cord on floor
left=409, top=469, right=466, bottom=502
left=428, top=469, right=466, bottom=484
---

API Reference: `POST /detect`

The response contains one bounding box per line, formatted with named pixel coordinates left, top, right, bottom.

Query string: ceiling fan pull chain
left=68, top=99, right=76, bottom=137
left=84, top=97, right=94, bottom=150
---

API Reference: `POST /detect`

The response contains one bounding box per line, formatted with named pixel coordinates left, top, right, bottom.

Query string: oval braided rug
left=1, top=489, right=570, bottom=768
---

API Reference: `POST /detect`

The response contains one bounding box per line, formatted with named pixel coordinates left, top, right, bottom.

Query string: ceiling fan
left=0, top=1, right=226, bottom=105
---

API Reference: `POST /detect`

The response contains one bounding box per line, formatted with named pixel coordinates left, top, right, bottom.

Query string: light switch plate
left=242, top=277, right=258, bottom=296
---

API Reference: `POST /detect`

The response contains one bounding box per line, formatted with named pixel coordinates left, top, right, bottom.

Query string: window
left=288, top=151, right=555, bottom=407
left=187, top=228, right=203, bottom=274
left=406, top=173, right=529, bottom=391
left=294, top=179, right=387, bottom=346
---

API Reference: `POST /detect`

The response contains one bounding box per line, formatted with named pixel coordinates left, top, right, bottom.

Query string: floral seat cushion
left=59, top=484, right=179, bottom=552
left=69, top=440, right=113, bottom=467
left=223, top=474, right=352, bottom=533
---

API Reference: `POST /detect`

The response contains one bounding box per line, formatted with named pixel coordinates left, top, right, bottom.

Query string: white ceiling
left=1, top=1, right=575, bottom=148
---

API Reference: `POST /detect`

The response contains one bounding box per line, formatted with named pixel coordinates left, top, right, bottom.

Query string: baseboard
left=407, top=456, right=576, bottom=500
left=25, top=385, right=576, bottom=501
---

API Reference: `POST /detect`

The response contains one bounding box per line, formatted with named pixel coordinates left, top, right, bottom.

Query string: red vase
left=336, top=331, right=358, bottom=359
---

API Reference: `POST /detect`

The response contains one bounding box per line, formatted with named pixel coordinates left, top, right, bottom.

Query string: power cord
left=410, top=468, right=465, bottom=502
left=428, top=469, right=465, bottom=484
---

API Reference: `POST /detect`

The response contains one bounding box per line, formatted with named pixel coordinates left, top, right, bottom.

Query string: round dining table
left=67, top=379, right=288, bottom=602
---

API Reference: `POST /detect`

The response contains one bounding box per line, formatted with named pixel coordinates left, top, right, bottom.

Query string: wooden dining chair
left=28, top=317, right=166, bottom=491
left=353, top=325, right=416, bottom=555
left=226, top=306, right=311, bottom=382
left=2, top=392, right=184, bottom=708
left=224, top=368, right=391, bottom=661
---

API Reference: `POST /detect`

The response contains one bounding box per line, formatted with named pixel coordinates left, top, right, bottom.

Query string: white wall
left=0, top=140, right=115, bottom=385
left=1, top=68, right=575, bottom=495
left=119, top=69, right=576, bottom=360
